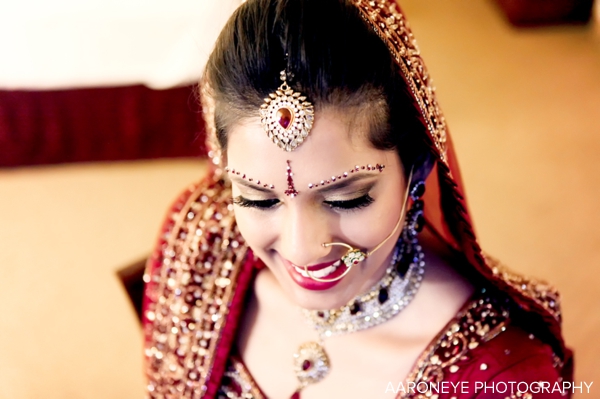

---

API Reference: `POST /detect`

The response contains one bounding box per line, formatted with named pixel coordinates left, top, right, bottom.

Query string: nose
left=278, top=204, right=331, bottom=266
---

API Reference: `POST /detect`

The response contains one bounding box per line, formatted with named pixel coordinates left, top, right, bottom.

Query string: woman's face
left=226, top=109, right=406, bottom=309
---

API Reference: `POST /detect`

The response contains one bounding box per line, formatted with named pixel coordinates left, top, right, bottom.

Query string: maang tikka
left=260, top=70, right=315, bottom=152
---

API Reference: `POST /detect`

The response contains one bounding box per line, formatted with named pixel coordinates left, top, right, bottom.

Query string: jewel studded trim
left=350, top=0, right=448, bottom=164
left=224, top=166, right=276, bottom=190
left=394, top=290, right=512, bottom=398
left=217, top=355, right=263, bottom=399
left=144, top=177, right=248, bottom=398
left=307, top=164, right=385, bottom=189
left=218, top=291, right=522, bottom=399
left=485, top=253, right=562, bottom=322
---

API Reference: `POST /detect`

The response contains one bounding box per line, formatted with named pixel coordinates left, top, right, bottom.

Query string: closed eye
left=324, top=194, right=374, bottom=210
left=233, top=196, right=280, bottom=209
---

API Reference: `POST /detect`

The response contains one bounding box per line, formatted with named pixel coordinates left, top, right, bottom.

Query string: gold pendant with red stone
left=260, top=70, right=314, bottom=152
left=292, top=341, right=330, bottom=397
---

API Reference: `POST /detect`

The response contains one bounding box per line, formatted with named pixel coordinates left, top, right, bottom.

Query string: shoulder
left=467, top=325, right=567, bottom=398
left=404, top=290, right=568, bottom=399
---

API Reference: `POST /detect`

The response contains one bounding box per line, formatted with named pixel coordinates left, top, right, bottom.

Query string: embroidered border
left=218, top=357, right=266, bottom=399
left=351, top=0, right=448, bottom=164
left=217, top=292, right=511, bottom=399
left=144, top=177, right=248, bottom=398
left=485, top=254, right=562, bottom=322
left=402, top=291, right=511, bottom=399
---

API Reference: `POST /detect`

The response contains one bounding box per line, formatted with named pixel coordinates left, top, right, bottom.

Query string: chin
left=289, top=288, right=353, bottom=311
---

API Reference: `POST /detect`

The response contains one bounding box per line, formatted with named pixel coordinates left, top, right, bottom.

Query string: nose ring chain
left=306, top=170, right=414, bottom=283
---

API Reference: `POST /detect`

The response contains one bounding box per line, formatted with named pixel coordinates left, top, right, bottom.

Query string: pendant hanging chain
left=292, top=236, right=425, bottom=396
left=290, top=175, right=427, bottom=396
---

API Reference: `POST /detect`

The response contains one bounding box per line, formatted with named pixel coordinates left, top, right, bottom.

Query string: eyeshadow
left=307, top=164, right=385, bottom=189
left=224, top=167, right=275, bottom=190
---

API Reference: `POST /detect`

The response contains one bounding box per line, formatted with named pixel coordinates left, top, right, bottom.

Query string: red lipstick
left=281, top=257, right=350, bottom=291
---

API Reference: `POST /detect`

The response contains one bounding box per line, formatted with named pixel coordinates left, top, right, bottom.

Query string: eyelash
left=324, top=194, right=374, bottom=210
left=233, top=196, right=280, bottom=209
left=232, top=194, right=375, bottom=211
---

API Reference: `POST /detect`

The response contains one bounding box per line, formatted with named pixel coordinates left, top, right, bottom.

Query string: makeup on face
left=226, top=109, right=406, bottom=308
left=229, top=160, right=388, bottom=288
left=224, top=166, right=275, bottom=190
left=281, top=257, right=348, bottom=291
left=227, top=162, right=385, bottom=199
left=307, top=164, right=385, bottom=189
left=284, top=160, right=299, bottom=198
left=228, top=159, right=386, bottom=218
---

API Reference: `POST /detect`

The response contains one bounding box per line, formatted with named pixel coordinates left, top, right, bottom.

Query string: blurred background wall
left=0, top=0, right=598, bottom=397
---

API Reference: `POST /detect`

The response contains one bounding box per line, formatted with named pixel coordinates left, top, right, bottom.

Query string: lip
left=301, top=259, right=340, bottom=271
left=281, top=256, right=350, bottom=291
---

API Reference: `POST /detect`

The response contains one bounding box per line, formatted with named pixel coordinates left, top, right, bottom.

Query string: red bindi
left=284, top=160, right=299, bottom=198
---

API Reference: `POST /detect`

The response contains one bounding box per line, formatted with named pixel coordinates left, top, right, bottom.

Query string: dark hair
left=205, top=0, right=433, bottom=181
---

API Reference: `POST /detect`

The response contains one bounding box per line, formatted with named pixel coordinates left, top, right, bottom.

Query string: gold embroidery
left=402, top=291, right=511, bottom=399
left=144, top=176, right=248, bottom=397
left=216, top=293, right=512, bottom=399
left=218, top=357, right=265, bottom=399
left=351, top=0, right=448, bottom=164
left=216, top=290, right=562, bottom=397
left=485, top=254, right=562, bottom=322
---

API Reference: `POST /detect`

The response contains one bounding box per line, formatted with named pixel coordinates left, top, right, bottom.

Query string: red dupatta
left=142, top=1, right=572, bottom=397
left=348, top=0, right=570, bottom=365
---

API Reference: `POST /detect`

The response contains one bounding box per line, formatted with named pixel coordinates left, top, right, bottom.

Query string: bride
left=142, top=0, right=572, bottom=398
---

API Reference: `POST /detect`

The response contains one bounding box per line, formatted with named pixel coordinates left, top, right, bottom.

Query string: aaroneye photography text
left=385, top=381, right=593, bottom=395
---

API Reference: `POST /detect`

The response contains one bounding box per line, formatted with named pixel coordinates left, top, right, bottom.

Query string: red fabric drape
left=0, top=85, right=207, bottom=167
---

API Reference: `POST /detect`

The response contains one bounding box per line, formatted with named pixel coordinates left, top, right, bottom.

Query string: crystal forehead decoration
left=260, top=70, right=315, bottom=152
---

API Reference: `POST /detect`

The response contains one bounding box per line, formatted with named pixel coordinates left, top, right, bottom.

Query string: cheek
left=338, top=208, right=395, bottom=248
left=338, top=183, right=404, bottom=247
left=233, top=208, right=276, bottom=255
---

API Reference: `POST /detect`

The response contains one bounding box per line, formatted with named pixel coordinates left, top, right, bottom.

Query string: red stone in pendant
left=302, top=359, right=312, bottom=371
left=291, top=390, right=301, bottom=399
left=277, top=108, right=293, bottom=129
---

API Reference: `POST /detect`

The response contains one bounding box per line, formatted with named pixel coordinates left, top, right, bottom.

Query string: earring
left=395, top=180, right=425, bottom=278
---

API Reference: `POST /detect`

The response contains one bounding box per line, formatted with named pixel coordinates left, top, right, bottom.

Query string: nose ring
left=302, top=245, right=357, bottom=283
left=310, top=168, right=414, bottom=283
left=322, top=242, right=367, bottom=267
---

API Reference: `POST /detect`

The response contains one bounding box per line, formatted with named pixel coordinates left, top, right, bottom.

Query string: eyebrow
left=308, top=164, right=385, bottom=190
left=225, top=166, right=276, bottom=193
left=229, top=176, right=275, bottom=193
left=227, top=163, right=385, bottom=196
left=311, top=173, right=379, bottom=195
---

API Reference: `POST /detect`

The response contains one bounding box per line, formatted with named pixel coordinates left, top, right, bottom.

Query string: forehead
left=226, top=110, right=384, bottom=178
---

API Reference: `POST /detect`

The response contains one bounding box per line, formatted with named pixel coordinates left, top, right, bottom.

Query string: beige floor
left=0, top=0, right=598, bottom=398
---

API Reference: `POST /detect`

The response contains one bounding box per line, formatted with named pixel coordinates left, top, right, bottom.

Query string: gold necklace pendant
left=291, top=236, right=425, bottom=397
left=292, top=341, right=330, bottom=397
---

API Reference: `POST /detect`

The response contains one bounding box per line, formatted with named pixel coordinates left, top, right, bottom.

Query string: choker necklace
left=291, top=222, right=426, bottom=398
